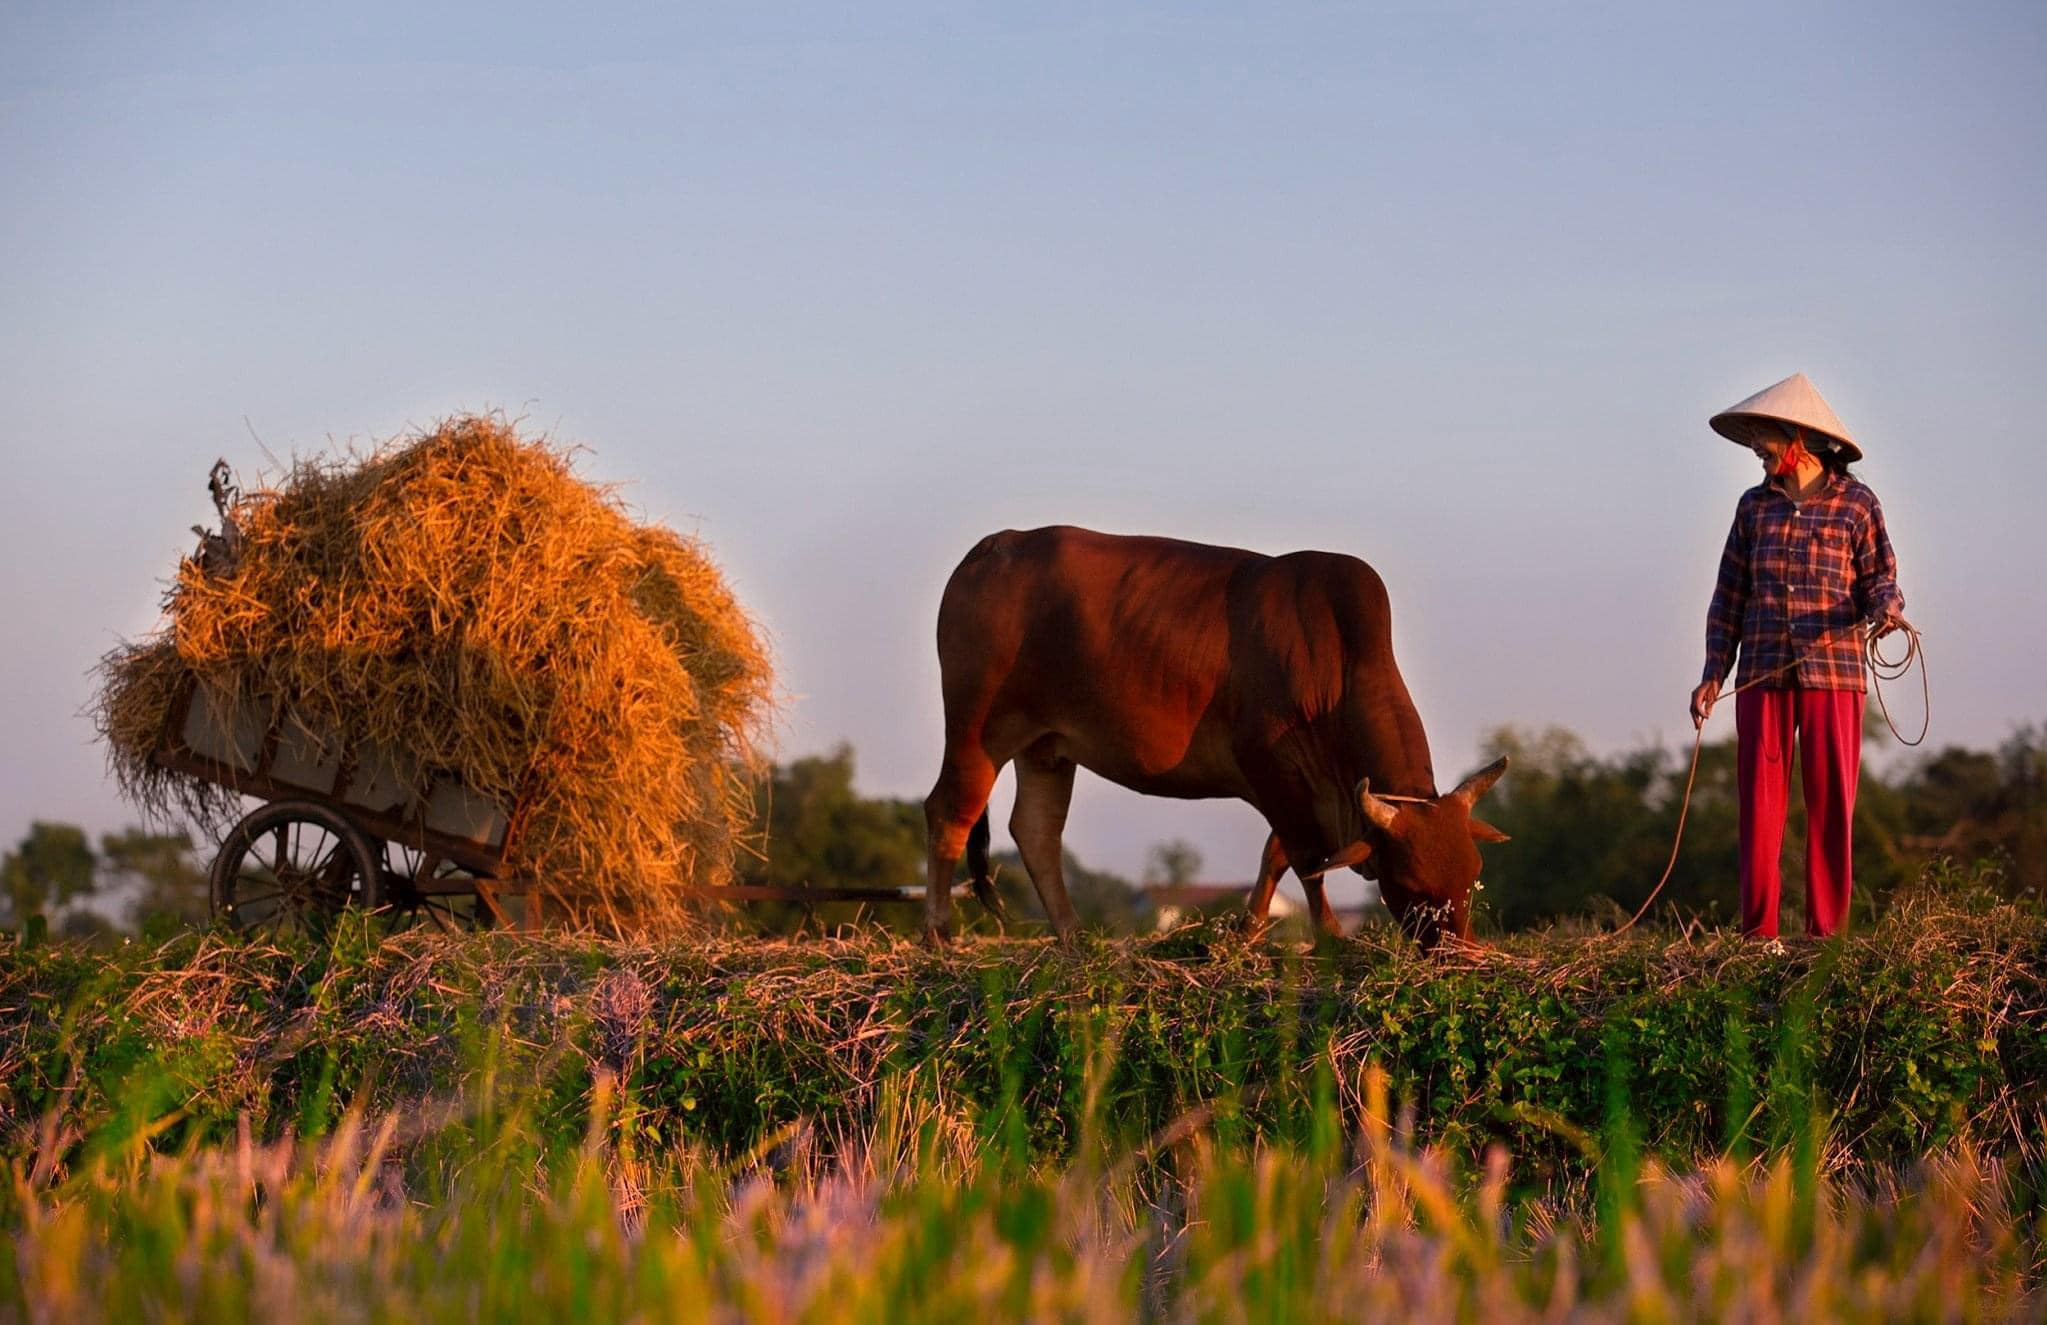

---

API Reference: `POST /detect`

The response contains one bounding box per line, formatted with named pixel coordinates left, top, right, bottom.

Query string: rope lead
left=1611, top=619, right=1927, bottom=936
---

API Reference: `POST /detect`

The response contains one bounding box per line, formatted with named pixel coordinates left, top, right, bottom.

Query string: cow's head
left=1309, top=756, right=1510, bottom=951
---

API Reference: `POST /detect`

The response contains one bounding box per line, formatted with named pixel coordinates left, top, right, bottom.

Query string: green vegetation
left=10, top=1064, right=2040, bottom=1321
left=4, top=894, right=2040, bottom=1179
left=2, top=895, right=2042, bottom=1320
left=9, top=725, right=2043, bottom=1315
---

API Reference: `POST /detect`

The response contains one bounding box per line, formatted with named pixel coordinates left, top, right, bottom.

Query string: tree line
left=1475, top=719, right=2045, bottom=931
left=731, top=723, right=2044, bottom=936
left=7, top=721, right=2039, bottom=940
left=1, top=823, right=209, bottom=940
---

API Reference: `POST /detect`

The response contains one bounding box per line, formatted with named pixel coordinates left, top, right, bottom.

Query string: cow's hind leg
left=1010, top=738, right=1081, bottom=943
left=925, top=743, right=998, bottom=943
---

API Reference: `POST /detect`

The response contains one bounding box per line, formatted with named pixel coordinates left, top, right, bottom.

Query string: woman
left=1688, top=373, right=1907, bottom=939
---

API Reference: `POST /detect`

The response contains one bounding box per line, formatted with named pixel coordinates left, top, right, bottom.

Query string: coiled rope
left=1609, top=619, right=1928, bottom=936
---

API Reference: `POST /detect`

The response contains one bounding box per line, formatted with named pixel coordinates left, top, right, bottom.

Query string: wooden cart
left=154, top=682, right=530, bottom=936
left=157, top=681, right=979, bottom=937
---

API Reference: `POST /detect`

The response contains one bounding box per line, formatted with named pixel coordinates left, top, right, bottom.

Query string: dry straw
left=93, top=414, right=776, bottom=933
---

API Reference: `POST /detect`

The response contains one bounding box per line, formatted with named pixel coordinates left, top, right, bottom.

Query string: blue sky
left=4, top=2, right=2043, bottom=894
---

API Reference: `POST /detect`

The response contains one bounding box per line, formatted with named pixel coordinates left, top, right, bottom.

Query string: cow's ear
left=1468, top=817, right=1510, bottom=844
left=1299, top=839, right=1373, bottom=879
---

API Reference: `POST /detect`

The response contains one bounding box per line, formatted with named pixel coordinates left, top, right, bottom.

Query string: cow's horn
left=1448, top=756, right=1509, bottom=809
left=1356, top=778, right=1402, bottom=832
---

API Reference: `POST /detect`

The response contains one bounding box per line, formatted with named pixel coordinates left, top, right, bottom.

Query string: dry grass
left=92, top=415, right=775, bottom=933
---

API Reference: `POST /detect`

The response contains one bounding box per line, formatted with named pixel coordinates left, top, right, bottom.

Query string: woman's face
left=1746, top=423, right=1806, bottom=476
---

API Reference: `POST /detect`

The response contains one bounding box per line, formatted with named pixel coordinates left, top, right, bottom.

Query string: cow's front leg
left=1256, top=795, right=1353, bottom=941
left=1010, top=740, right=1081, bottom=944
left=1242, top=833, right=1289, bottom=936
left=1298, top=871, right=1346, bottom=938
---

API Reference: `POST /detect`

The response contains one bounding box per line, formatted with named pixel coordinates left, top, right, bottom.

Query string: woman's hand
left=1690, top=679, right=1720, bottom=729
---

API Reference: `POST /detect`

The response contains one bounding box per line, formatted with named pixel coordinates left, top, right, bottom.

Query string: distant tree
left=1, top=821, right=98, bottom=928
left=1143, top=839, right=1204, bottom=889
left=100, top=828, right=211, bottom=932
left=1474, top=718, right=2047, bottom=932
left=1878, top=726, right=2046, bottom=902
left=1475, top=725, right=1748, bottom=931
left=735, top=744, right=929, bottom=935
left=732, top=744, right=1155, bottom=937
left=989, top=849, right=1153, bottom=935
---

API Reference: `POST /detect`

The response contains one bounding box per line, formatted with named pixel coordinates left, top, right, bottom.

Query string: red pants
left=1736, top=687, right=1863, bottom=938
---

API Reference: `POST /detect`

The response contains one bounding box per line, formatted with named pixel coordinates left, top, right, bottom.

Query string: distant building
left=1144, top=882, right=1298, bottom=931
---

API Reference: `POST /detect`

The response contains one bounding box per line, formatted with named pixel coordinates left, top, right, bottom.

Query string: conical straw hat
left=1709, top=372, right=1862, bottom=463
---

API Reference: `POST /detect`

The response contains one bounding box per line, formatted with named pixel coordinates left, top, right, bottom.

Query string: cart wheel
left=379, top=842, right=500, bottom=932
left=211, top=800, right=384, bottom=939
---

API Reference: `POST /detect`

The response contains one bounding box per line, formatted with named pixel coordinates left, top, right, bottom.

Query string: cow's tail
left=966, top=808, right=1006, bottom=921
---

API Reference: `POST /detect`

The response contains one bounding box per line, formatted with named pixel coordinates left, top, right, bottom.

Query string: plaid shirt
left=1703, top=472, right=1903, bottom=692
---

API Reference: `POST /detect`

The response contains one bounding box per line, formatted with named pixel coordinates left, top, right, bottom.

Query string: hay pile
left=95, top=414, right=775, bottom=932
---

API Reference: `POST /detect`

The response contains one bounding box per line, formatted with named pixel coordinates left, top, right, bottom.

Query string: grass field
left=3, top=891, right=2042, bottom=1320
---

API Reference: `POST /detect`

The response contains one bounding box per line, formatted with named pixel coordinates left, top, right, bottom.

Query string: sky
left=3, top=2, right=2044, bottom=902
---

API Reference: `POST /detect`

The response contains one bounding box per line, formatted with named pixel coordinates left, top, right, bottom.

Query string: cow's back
left=935, top=526, right=1397, bottom=798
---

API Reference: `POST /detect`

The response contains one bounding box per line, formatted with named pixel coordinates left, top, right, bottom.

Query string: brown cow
left=923, top=526, right=1508, bottom=950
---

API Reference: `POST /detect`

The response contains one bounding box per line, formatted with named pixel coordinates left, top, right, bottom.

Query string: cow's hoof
left=922, top=925, right=954, bottom=949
